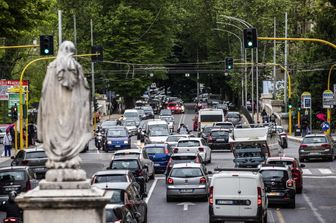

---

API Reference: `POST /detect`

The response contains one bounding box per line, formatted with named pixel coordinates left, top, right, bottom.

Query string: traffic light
left=243, top=28, right=258, bottom=48
left=297, top=98, right=301, bottom=111
left=225, top=57, right=233, bottom=70
left=288, top=98, right=292, bottom=109
left=91, top=45, right=103, bottom=62
left=11, top=105, right=18, bottom=121
left=40, top=35, right=54, bottom=55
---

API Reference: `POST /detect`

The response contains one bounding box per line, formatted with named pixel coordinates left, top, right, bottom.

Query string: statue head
left=57, top=41, right=76, bottom=59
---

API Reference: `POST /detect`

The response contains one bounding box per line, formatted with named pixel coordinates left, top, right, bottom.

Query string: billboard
left=0, top=80, right=29, bottom=101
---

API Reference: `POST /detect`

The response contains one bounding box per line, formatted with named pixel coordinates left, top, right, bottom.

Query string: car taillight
left=207, top=136, right=213, bottom=142
left=164, top=148, right=169, bottom=154
left=4, top=218, right=17, bottom=223
left=300, top=144, right=308, bottom=148
left=257, top=187, right=262, bottom=206
left=26, top=180, right=32, bottom=191
left=173, top=148, right=179, bottom=153
left=22, top=160, right=29, bottom=165
left=167, top=177, right=174, bottom=184
left=209, top=186, right=213, bottom=205
left=322, top=144, right=331, bottom=149
left=200, top=177, right=207, bottom=184
left=198, top=147, right=204, bottom=152
left=286, top=179, right=294, bottom=188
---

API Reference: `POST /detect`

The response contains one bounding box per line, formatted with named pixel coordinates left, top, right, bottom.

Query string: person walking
left=3, top=130, right=12, bottom=157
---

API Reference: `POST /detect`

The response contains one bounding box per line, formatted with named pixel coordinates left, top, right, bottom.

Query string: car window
left=144, top=147, right=165, bottom=154
left=149, top=128, right=169, bottom=136
left=267, top=160, right=293, bottom=167
left=0, top=171, right=25, bottom=181
left=105, top=208, right=120, bottom=222
left=177, top=140, right=200, bottom=147
left=93, top=174, right=127, bottom=183
left=108, top=129, right=128, bottom=137
left=171, top=168, right=203, bottom=178
left=106, top=190, right=124, bottom=204
left=302, top=136, right=327, bottom=144
left=111, top=160, right=140, bottom=170
left=124, top=112, right=139, bottom=118
left=227, top=113, right=240, bottom=118
left=236, top=151, right=262, bottom=158
left=211, top=131, right=229, bottom=137
left=26, top=151, right=47, bottom=159
left=260, top=170, right=288, bottom=180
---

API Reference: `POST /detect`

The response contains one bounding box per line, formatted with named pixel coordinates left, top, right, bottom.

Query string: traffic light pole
left=327, top=64, right=336, bottom=134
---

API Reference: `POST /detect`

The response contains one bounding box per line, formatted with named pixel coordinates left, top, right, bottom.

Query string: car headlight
left=124, top=140, right=129, bottom=144
left=324, top=149, right=330, bottom=152
left=300, top=149, right=304, bottom=152
left=107, top=141, right=112, bottom=144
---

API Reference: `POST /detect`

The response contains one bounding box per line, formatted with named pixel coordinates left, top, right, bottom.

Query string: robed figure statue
left=37, top=41, right=91, bottom=171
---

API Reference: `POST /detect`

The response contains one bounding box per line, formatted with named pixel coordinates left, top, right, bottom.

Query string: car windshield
left=0, top=171, right=25, bottom=181
left=149, top=128, right=169, bottom=136
left=260, top=170, right=287, bottom=180
left=170, top=167, right=202, bottom=178
left=108, top=129, right=127, bottom=137
left=145, top=147, right=165, bottom=154
left=302, top=136, right=327, bottom=144
left=227, top=113, right=240, bottom=118
left=93, top=174, right=127, bottom=183
left=111, top=160, right=139, bottom=170
left=167, top=136, right=184, bottom=142
left=26, top=151, right=47, bottom=159
left=124, top=121, right=136, bottom=126
left=124, top=112, right=138, bottom=118
left=211, top=131, right=229, bottom=137
left=268, top=160, right=293, bottom=167
left=177, top=140, right=200, bottom=147
left=160, top=110, right=172, bottom=116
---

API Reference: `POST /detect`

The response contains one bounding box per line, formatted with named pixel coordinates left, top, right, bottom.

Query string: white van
left=144, top=120, right=170, bottom=144
left=209, top=168, right=268, bottom=223
left=198, top=109, right=224, bottom=132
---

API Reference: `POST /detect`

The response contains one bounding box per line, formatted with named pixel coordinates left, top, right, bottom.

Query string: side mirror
left=300, top=164, right=305, bottom=168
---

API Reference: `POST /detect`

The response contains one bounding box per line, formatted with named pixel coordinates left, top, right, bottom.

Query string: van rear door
left=239, top=176, right=258, bottom=217
left=213, top=175, right=240, bottom=216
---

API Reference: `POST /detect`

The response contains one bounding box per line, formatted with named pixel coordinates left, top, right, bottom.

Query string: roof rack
left=214, top=168, right=259, bottom=172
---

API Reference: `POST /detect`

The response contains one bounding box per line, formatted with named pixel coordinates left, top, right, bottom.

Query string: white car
left=165, top=134, right=190, bottom=148
left=174, top=138, right=211, bottom=163
left=209, top=168, right=268, bottom=223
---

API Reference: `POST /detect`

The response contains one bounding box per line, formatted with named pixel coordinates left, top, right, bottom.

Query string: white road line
left=318, top=168, right=333, bottom=175
left=145, top=178, right=158, bottom=204
left=304, top=175, right=336, bottom=179
left=302, top=169, right=312, bottom=175
left=303, top=193, right=326, bottom=223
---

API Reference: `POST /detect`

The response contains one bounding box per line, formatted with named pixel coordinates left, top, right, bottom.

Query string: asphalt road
left=0, top=108, right=335, bottom=222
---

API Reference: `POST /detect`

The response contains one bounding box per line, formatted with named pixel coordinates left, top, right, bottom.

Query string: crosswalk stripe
left=318, top=169, right=333, bottom=174
left=302, top=169, right=313, bottom=175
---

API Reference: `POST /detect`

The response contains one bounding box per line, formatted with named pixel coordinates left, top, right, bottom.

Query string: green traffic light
left=288, top=105, right=292, bottom=109
left=44, top=49, right=49, bottom=54
left=228, top=65, right=232, bottom=69
left=248, top=42, right=253, bottom=47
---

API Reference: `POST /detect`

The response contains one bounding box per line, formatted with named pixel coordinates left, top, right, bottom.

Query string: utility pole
left=244, top=49, right=247, bottom=107
left=273, top=17, right=277, bottom=99
left=251, top=49, right=254, bottom=122
left=73, top=14, right=77, bottom=46
left=197, top=48, right=200, bottom=101
left=90, top=19, right=95, bottom=123
left=256, top=48, right=259, bottom=123
left=284, top=12, right=288, bottom=112
left=58, top=10, right=62, bottom=46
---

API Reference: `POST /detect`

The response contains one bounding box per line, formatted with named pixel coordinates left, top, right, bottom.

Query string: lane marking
left=318, top=168, right=332, bottom=175
left=303, top=193, right=326, bottom=223
left=302, top=169, right=312, bottom=175
left=268, top=210, right=275, bottom=223
left=275, top=209, right=286, bottom=223
left=177, top=202, right=195, bottom=211
left=145, top=178, right=158, bottom=204
left=303, top=175, right=336, bottom=179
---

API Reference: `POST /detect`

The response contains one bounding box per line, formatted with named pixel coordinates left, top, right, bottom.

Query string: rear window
left=160, top=110, right=172, bottom=116
left=108, top=129, right=128, bottom=137
left=260, top=170, right=288, bottom=180
left=93, top=174, right=127, bottom=184
left=26, top=151, right=47, bottom=159
left=171, top=168, right=203, bottom=178
left=211, top=131, right=229, bottom=137
left=177, top=140, right=200, bottom=147
left=124, top=112, right=138, bottom=118
left=145, top=147, right=165, bottom=154
left=236, top=151, right=262, bottom=158
left=200, top=115, right=223, bottom=122
left=0, top=171, right=25, bottom=181
left=267, top=160, right=293, bottom=167
left=106, top=190, right=124, bottom=204
left=168, top=103, right=177, bottom=107
left=302, top=136, right=327, bottom=144
left=110, top=160, right=140, bottom=170
left=149, top=128, right=169, bottom=136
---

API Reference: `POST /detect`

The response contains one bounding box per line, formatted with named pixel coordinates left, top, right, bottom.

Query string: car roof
left=266, top=156, right=295, bottom=162
left=112, top=155, right=140, bottom=161
left=171, top=163, right=202, bottom=168
left=114, top=149, right=141, bottom=154
left=259, top=165, right=290, bottom=171
left=22, top=147, right=45, bottom=152
left=304, top=134, right=326, bottom=138
left=93, top=170, right=130, bottom=176
left=124, top=109, right=138, bottom=113
left=0, top=166, right=29, bottom=171
left=93, top=182, right=131, bottom=190
left=178, top=138, right=201, bottom=142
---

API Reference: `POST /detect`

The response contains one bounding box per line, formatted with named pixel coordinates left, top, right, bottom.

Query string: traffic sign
left=323, top=90, right=334, bottom=108
left=301, top=92, right=311, bottom=109
left=322, top=121, right=330, bottom=131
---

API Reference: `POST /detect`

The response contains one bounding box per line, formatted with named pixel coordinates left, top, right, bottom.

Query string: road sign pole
left=298, top=110, right=300, bottom=129
left=327, top=109, right=331, bottom=135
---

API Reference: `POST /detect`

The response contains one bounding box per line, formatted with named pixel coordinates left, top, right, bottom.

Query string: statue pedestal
left=16, top=180, right=110, bottom=223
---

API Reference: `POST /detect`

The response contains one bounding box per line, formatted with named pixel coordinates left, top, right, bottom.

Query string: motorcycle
left=95, top=131, right=105, bottom=150
left=3, top=218, right=22, bottom=223
left=278, top=132, right=288, bottom=149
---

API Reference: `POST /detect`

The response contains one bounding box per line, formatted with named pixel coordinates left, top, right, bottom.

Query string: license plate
left=154, top=164, right=160, bottom=167
left=216, top=200, right=233, bottom=205
left=115, top=145, right=120, bottom=148
left=216, top=139, right=225, bottom=142
left=267, top=192, right=280, bottom=196
left=4, top=186, right=19, bottom=192
left=309, top=152, right=320, bottom=155
left=180, top=189, right=193, bottom=193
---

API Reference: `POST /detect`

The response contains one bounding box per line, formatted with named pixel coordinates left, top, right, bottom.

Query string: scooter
left=95, top=132, right=104, bottom=150
left=278, top=132, right=288, bottom=149
left=3, top=217, right=22, bottom=223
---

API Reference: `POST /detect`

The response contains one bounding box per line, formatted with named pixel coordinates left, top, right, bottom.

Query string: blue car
left=105, top=127, right=131, bottom=152
left=143, top=144, right=171, bottom=173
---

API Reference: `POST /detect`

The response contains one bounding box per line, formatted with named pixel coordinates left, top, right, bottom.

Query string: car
left=101, top=120, right=118, bottom=130
left=225, top=111, right=241, bottom=126
left=160, top=116, right=174, bottom=133
left=207, top=129, right=231, bottom=150
left=175, top=138, right=212, bottom=163
left=165, top=134, right=190, bottom=148
left=122, top=119, right=138, bottom=136
left=105, top=204, right=138, bottom=223
left=259, top=164, right=296, bottom=208
left=143, top=144, right=172, bottom=173
left=123, top=109, right=141, bottom=126
left=144, top=126, right=170, bottom=144
left=91, top=169, right=138, bottom=187
left=299, top=134, right=336, bottom=162
left=135, top=108, right=147, bottom=120
left=141, top=106, right=155, bottom=119
left=105, top=127, right=131, bottom=152
left=111, top=149, right=155, bottom=180
left=264, top=156, right=305, bottom=193
left=233, top=143, right=267, bottom=168
left=108, top=156, right=148, bottom=196
left=159, top=109, right=172, bottom=118
left=166, top=102, right=183, bottom=114
left=10, top=147, right=48, bottom=180
left=213, top=122, right=234, bottom=133
left=209, top=168, right=267, bottom=223
left=0, top=166, right=39, bottom=202
left=199, top=126, right=216, bottom=140
left=166, top=163, right=209, bottom=202
left=93, top=182, right=148, bottom=223
left=165, top=152, right=203, bottom=177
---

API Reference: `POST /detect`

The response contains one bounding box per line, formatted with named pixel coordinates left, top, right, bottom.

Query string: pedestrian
left=3, top=130, right=12, bottom=157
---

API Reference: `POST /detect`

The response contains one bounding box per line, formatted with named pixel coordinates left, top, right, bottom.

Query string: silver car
left=123, top=120, right=138, bottom=136
left=165, top=135, right=190, bottom=148
left=166, top=163, right=209, bottom=202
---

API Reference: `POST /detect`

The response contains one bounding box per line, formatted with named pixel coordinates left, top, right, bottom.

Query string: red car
left=265, top=156, right=305, bottom=193
left=167, top=102, right=183, bottom=114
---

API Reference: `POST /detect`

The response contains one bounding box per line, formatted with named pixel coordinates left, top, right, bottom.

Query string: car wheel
left=209, top=215, right=217, bottom=223
left=296, top=187, right=303, bottom=194
left=289, top=198, right=296, bottom=209
left=166, top=194, right=173, bottom=202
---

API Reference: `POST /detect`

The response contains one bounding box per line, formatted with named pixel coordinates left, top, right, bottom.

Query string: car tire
left=209, top=215, right=217, bottom=223
left=166, top=194, right=173, bottom=202
left=289, top=198, right=296, bottom=209
left=296, top=187, right=303, bottom=194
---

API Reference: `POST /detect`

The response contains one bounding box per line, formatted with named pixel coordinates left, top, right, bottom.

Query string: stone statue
left=37, top=41, right=91, bottom=181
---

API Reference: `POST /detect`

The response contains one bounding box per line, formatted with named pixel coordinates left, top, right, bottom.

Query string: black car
left=259, top=164, right=296, bottom=208
left=0, top=166, right=39, bottom=202
left=94, top=182, right=148, bottom=223
left=141, top=106, right=154, bottom=119
left=207, top=129, right=231, bottom=150
left=200, top=126, right=216, bottom=140
left=11, top=148, right=48, bottom=179
left=108, top=156, right=147, bottom=196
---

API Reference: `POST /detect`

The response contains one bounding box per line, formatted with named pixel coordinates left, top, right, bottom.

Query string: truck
left=198, top=108, right=224, bottom=132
